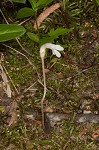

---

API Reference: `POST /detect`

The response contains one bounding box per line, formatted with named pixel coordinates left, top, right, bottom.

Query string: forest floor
left=0, top=1, right=99, bottom=150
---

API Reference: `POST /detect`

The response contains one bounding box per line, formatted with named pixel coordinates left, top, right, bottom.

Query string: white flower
left=40, top=43, right=64, bottom=58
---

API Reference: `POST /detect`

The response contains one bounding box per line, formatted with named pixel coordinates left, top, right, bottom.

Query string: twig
left=0, top=8, right=9, bottom=24
left=23, top=82, right=37, bottom=93
left=3, top=44, right=34, bottom=66
left=64, top=66, right=95, bottom=81
left=63, top=140, right=70, bottom=150
left=2, top=64, right=19, bottom=95
left=37, top=79, right=44, bottom=87
left=19, top=17, right=32, bottom=25
left=37, top=79, right=48, bottom=90
left=49, top=62, right=56, bottom=69
left=0, top=63, right=12, bottom=98
left=16, top=38, right=34, bottom=57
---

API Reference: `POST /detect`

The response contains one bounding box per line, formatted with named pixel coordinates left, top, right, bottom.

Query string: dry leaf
left=6, top=144, right=16, bottom=150
left=92, top=29, right=98, bottom=38
left=34, top=3, right=61, bottom=29
left=26, top=113, right=36, bottom=121
left=44, top=68, right=50, bottom=74
left=45, top=106, right=54, bottom=112
left=92, top=128, right=99, bottom=140
left=56, top=72, right=64, bottom=78
left=35, top=120, right=42, bottom=124
left=7, top=101, right=17, bottom=126
left=78, top=129, right=87, bottom=140
left=92, top=93, right=99, bottom=100
left=0, top=64, right=11, bottom=98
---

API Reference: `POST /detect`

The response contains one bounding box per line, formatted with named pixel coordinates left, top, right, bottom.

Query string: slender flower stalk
left=40, top=43, right=64, bottom=128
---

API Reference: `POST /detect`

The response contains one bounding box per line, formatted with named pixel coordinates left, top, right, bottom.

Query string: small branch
left=3, top=44, right=34, bottom=66
left=2, top=64, right=19, bottom=95
left=23, top=82, right=37, bottom=93
left=64, top=66, right=95, bottom=81
left=16, top=38, right=34, bottom=57
left=19, top=17, right=32, bottom=25
left=0, top=8, right=9, bottom=24
left=0, top=63, right=12, bottom=98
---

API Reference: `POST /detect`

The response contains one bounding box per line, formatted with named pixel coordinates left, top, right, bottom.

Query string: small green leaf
left=28, top=0, right=37, bottom=10
left=50, top=58, right=58, bottom=63
left=48, top=28, right=72, bottom=38
left=11, top=0, right=26, bottom=4
left=70, top=9, right=81, bottom=17
left=27, top=32, right=39, bottom=43
left=0, top=106, right=5, bottom=112
left=0, top=24, right=26, bottom=42
left=96, top=0, right=99, bottom=5
left=17, top=7, right=34, bottom=19
left=37, top=0, right=54, bottom=9
left=40, top=36, right=54, bottom=45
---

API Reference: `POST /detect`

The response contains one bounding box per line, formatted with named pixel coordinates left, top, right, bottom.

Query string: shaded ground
left=0, top=1, right=99, bottom=150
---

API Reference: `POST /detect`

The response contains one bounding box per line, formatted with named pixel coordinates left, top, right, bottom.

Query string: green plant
left=16, top=0, right=54, bottom=19
left=96, top=0, right=99, bottom=5
left=27, top=27, right=72, bottom=45
left=0, top=24, right=26, bottom=42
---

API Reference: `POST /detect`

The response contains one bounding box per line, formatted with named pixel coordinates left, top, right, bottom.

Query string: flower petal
left=44, top=43, right=56, bottom=50
left=52, top=49, right=55, bottom=55
left=55, top=45, right=64, bottom=51
left=53, top=49, right=61, bottom=57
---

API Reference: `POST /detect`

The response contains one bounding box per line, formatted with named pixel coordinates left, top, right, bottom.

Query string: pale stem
left=41, top=57, right=47, bottom=129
